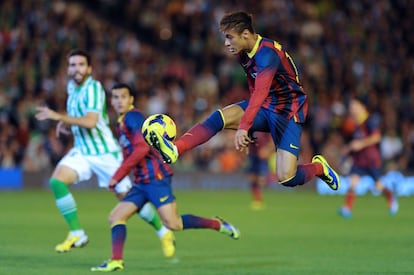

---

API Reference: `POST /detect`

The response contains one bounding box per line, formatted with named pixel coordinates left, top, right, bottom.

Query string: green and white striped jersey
left=66, top=76, right=120, bottom=155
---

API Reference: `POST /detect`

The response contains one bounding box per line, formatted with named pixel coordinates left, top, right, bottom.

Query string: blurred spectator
left=380, top=126, right=403, bottom=168
left=22, top=132, right=50, bottom=172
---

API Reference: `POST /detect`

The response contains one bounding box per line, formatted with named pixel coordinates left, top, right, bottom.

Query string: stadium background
left=0, top=0, right=413, bottom=192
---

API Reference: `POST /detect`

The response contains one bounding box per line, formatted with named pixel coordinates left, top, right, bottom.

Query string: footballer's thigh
left=143, top=177, right=179, bottom=230
left=87, top=153, right=132, bottom=193
left=52, top=148, right=91, bottom=184
left=271, top=115, right=303, bottom=181
left=51, top=165, right=78, bottom=184
left=157, top=201, right=182, bottom=230
left=221, top=104, right=245, bottom=129
left=276, top=149, right=298, bottom=182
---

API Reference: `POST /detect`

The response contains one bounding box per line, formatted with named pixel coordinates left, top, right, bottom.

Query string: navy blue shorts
left=350, top=166, right=382, bottom=181
left=236, top=100, right=303, bottom=157
left=122, top=177, right=176, bottom=209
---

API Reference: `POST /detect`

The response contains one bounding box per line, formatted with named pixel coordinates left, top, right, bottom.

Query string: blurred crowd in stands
left=0, top=0, right=413, bottom=175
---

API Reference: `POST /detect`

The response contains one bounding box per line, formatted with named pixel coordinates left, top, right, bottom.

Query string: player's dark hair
left=67, top=49, right=91, bottom=65
left=345, top=93, right=369, bottom=109
left=111, top=83, right=135, bottom=97
left=219, top=11, right=255, bottom=34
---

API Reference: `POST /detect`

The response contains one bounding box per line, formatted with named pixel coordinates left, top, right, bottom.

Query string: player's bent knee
left=162, top=219, right=182, bottom=231
left=108, top=214, right=117, bottom=225
left=221, top=105, right=244, bottom=129
left=108, top=212, right=126, bottom=225
left=277, top=174, right=295, bottom=185
left=278, top=174, right=299, bottom=187
left=280, top=181, right=295, bottom=187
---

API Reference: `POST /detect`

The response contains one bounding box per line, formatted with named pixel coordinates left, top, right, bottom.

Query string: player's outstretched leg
left=55, top=232, right=89, bottom=253
left=148, top=130, right=178, bottom=164
left=312, top=155, right=340, bottom=190
left=215, top=216, right=240, bottom=240
left=91, top=259, right=124, bottom=272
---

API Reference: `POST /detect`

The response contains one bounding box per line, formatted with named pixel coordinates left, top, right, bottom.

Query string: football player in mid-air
left=35, top=49, right=174, bottom=256
left=91, top=83, right=239, bottom=272
left=147, top=11, right=340, bottom=192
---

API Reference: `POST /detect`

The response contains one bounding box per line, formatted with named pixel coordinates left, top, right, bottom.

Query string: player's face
left=111, top=88, right=134, bottom=115
left=223, top=29, right=249, bottom=55
left=349, top=99, right=365, bottom=120
left=67, top=55, right=92, bottom=85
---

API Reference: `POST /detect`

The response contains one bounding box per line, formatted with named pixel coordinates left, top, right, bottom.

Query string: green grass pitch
left=1, top=189, right=413, bottom=274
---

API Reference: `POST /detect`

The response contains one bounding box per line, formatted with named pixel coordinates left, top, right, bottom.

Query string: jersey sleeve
left=239, top=47, right=278, bottom=130
left=111, top=111, right=150, bottom=182
left=366, top=115, right=382, bottom=136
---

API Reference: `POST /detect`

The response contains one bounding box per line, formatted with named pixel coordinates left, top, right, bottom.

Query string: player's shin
left=50, top=178, right=82, bottom=230
left=111, top=222, right=127, bottom=260
left=181, top=214, right=220, bottom=230
left=279, top=164, right=319, bottom=187
left=175, top=109, right=224, bottom=154
left=138, top=202, right=165, bottom=235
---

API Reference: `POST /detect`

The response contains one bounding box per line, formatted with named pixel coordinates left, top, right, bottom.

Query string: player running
left=91, top=83, right=239, bottom=272
left=35, top=49, right=174, bottom=256
left=338, top=97, right=398, bottom=218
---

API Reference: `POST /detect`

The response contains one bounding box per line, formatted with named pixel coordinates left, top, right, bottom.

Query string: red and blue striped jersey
left=351, top=115, right=382, bottom=168
left=112, top=108, right=173, bottom=184
left=238, top=35, right=308, bottom=130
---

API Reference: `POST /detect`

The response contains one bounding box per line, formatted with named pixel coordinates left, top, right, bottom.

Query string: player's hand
left=56, top=121, right=71, bottom=137
left=108, top=179, right=118, bottom=192
left=234, top=129, right=253, bottom=152
left=35, top=106, right=61, bottom=121
left=348, top=139, right=364, bottom=152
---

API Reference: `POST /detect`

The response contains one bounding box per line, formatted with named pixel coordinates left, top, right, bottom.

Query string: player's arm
left=57, top=111, right=98, bottom=128
left=349, top=130, right=381, bottom=152
left=111, top=113, right=150, bottom=184
left=35, top=106, right=99, bottom=128
left=348, top=116, right=382, bottom=153
left=235, top=69, right=275, bottom=150
left=238, top=69, right=275, bottom=131
left=235, top=50, right=277, bottom=150
left=238, top=49, right=278, bottom=131
left=36, top=85, right=103, bottom=128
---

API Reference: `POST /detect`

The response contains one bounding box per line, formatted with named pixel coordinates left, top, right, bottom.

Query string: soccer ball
left=142, top=114, right=177, bottom=143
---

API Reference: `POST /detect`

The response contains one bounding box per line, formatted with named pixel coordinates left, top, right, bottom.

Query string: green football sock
left=138, top=203, right=164, bottom=235
left=50, top=178, right=82, bottom=231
